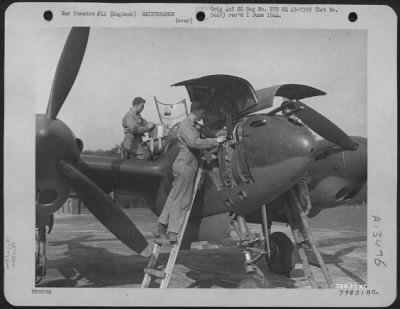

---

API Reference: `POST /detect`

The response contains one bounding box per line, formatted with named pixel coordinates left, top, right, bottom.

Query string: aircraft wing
left=78, top=150, right=233, bottom=247
left=78, top=145, right=180, bottom=215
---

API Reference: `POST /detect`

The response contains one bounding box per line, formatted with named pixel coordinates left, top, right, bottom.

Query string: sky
left=36, top=27, right=366, bottom=150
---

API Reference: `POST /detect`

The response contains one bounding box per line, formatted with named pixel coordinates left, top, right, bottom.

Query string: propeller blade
left=58, top=160, right=151, bottom=257
left=294, top=101, right=358, bottom=150
left=46, top=27, right=90, bottom=119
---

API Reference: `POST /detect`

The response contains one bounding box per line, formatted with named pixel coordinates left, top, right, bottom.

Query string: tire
left=266, top=232, right=296, bottom=277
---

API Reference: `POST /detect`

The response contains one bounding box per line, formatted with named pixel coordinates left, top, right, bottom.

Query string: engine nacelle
left=36, top=114, right=80, bottom=216
left=200, top=114, right=317, bottom=216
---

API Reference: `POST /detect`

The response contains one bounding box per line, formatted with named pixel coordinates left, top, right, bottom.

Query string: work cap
left=133, top=97, right=146, bottom=106
left=190, top=100, right=205, bottom=112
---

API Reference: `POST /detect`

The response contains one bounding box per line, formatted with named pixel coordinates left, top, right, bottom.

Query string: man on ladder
left=142, top=101, right=226, bottom=289
left=155, top=100, right=226, bottom=244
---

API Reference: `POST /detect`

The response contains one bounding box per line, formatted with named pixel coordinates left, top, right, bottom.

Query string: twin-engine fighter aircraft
left=36, top=27, right=367, bottom=286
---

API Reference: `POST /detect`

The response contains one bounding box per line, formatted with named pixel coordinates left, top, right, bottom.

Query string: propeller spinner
left=36, top=27, right=150, bottom=256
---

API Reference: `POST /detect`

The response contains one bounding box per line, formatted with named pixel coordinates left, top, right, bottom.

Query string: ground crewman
left=156, top=101, right=226, bottom=243
left=122, top=97, right=155, bottom=160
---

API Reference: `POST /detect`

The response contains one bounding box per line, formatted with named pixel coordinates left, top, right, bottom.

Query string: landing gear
left=259, top=204, right=295, bottom=277
left=265, top=232, right=295, bottom=277
left=232, top=182, right=333, bottom=289
left=231, top=214, right=272, bottom=288
left=35, top=227, right=47, bottom=284
left=35, top=214, right=53, bottom=284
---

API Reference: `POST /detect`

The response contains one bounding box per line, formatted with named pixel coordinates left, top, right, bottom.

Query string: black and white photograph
left=4, top=3, right=397, bottom=307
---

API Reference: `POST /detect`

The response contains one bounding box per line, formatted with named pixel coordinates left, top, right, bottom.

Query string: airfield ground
left=37, top=204, right=367, bottom=289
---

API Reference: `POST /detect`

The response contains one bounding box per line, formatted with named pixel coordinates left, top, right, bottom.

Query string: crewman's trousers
left=291, top=172, right=312, bottom=215
left=158, top=156, right=199, bottom=234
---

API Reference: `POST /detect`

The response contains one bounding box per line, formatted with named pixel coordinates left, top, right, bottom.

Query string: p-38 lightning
left=36, top=27, right=367, bottom=287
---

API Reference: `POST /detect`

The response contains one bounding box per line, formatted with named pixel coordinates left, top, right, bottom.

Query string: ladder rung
left=141, top=168, right=204, bottom=289
left=144, top=268, right=166, bottom=279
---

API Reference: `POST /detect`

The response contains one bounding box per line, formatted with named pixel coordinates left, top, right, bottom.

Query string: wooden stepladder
left=284, top=188, right=334, bottom=288
left=141, top=168, right=203, bottom=288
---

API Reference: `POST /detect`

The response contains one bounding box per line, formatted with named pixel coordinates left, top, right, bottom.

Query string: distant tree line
left=82, top=144, right=121, bottom=158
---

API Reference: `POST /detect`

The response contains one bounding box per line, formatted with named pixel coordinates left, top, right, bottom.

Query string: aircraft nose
left=289, top=128, right=316, bottom=156
left=243, top=115, right=317, bottom=168
left=226, top=115, right=317, bottom=215
left=273, top=117, right=317, bottom=159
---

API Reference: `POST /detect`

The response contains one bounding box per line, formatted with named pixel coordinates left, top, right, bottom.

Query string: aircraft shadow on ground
left=291, top=235, right=367, bottom=285
left=38, top=236, right=148, bottom=288
left=37, top=234, right=365, bottom=288
left=177, top=249, right=297, bottom=288
left=38, top=236, right=297, bottom=288
left=303, top=245, right=366, bottom=285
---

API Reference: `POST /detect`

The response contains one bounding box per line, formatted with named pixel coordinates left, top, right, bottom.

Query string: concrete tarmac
left=37, top=207, right=366, bottom=288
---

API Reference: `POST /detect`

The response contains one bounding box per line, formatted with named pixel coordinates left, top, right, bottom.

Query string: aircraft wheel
left=266, top=232, right=295, bottom=277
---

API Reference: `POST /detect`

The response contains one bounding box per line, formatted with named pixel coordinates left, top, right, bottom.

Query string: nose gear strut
left=231, top=183, right=333, bottom=288
left=230, top=214, right=266, bottom=274
left=35, top=215, right=53, bottom=284
left=35, top=227, right=47, bottom=284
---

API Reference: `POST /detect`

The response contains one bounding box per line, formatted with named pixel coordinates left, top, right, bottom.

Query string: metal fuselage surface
left=193, top=115, right=316, bottom=217
left=246, top=136, right=367, bottom=223
left=81, top=114, right=317, bottom=219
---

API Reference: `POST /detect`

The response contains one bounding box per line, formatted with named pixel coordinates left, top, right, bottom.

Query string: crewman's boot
left=140, top=244, right=153, bottom=258
left=154, top=223, right=167, bottom=239
left=168, top=232, right=178, bottom=244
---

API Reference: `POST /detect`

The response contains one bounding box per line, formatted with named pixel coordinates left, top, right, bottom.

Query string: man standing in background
left=122, top=97, right=155, bottom=160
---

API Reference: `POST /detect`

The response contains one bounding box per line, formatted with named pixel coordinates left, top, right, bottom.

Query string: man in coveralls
left=156, top=101, right=226, bottom=243
left=122, top=97, right=155, bottom=160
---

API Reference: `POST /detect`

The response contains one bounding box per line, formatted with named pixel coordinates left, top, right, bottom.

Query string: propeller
left=58, top=161, right=150, bottom=255
left=290, top=101, right=358, bottom=151
left=36, top=27, right=151, bottom=257
left=46, top=27, right=90, bottom=119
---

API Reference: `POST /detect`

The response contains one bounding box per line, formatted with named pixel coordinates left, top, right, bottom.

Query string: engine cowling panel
left=198, top=115, right=317, bottom=216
